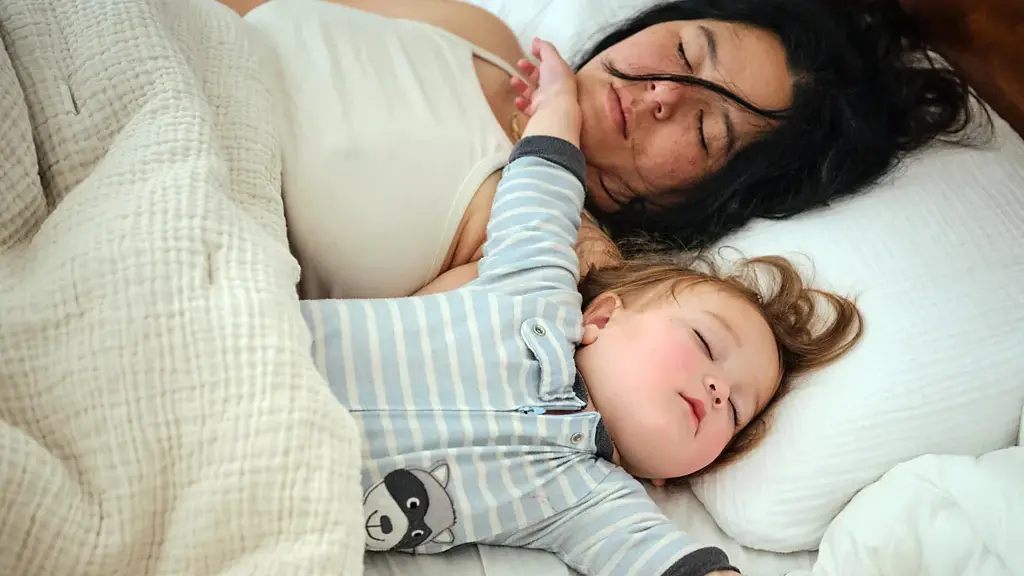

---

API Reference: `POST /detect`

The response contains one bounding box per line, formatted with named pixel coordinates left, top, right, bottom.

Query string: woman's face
left=575, top=20, right=795, bottom=213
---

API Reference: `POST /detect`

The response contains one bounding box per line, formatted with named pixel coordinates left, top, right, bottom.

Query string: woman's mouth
left=605, top=84, right=627, bottom=139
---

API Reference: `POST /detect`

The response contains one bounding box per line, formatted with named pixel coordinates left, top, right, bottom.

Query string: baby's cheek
left=697, top=422, right=734, bottom=465
left=655, top=334, right=700, bottom=374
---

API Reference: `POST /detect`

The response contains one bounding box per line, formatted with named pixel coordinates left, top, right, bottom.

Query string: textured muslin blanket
left=0, top=0, right=364, bottom=574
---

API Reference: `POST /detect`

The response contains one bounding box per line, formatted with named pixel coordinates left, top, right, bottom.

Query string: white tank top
left=245, top=0, right=524, bottom=298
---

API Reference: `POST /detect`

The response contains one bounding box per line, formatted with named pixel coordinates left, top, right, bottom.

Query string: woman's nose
left=647, top=81, right=684, bottom=121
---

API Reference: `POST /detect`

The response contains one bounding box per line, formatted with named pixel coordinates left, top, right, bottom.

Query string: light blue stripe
left=372, top=299, right=406, bottom=407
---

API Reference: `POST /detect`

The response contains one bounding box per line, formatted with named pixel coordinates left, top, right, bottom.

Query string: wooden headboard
left=898, top=0, right=1024, bottom=135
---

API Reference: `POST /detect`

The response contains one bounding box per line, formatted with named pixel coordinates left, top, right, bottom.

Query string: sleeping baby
left=299, top=39, right=863, bottom=576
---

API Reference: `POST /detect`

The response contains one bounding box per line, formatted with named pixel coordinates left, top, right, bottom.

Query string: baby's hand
left=510, top=38, right=582, bottom=146
left=511, top=38, right=578, bottom=117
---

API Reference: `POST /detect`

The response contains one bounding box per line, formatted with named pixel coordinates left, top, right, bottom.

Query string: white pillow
left=466, top=0, right=657, bottom=59
left=692, top=116, right=1024, bottom=552
left=467, top=0, right=1024, bottom=552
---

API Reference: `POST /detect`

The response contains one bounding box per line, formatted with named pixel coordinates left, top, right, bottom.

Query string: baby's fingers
left=530, top=37, right=564, bottom=66
left=514, top=95, right=538, bottom=116
left=530, top=37, right=545, bottom=62
left=509, top=76, right=535, bottom=102
left=516, top=58, right=540, bottom=88
left=516, top=58, right=536, bottom=77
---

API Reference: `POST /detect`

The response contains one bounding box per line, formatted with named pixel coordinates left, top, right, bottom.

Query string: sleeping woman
left=221, top=0, right=979, bottom=298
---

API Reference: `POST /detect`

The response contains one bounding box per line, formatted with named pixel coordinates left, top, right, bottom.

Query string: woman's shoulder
left=350, top=0, right=524, bottom=64
left=225, top=0, right=525, bottom=66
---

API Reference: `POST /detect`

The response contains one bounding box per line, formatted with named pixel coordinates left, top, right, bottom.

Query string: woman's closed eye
left=697, top=110, right=708, bottom=154
left=676, top=41, right=693, bottom=73
left=677, top=42, right=710, bottom=155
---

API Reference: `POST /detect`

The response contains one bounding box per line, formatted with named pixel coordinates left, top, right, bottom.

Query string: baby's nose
left=707, top=379, right=731, bottom=405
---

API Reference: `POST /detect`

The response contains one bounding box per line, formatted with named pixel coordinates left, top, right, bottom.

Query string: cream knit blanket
left=0, top=1, right=363, bottom=574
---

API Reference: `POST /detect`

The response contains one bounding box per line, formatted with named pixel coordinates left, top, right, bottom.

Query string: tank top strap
left=465, top=41, right=532, bottom=85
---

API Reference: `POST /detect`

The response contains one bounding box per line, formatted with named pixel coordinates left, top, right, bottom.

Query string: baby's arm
left=493, top=471, right=740, bottom=576
left=471, top=39, right=586, bottom=298
left=415, top=214, right=619, bottom=296
left=472, top=144, right=585, bottom=298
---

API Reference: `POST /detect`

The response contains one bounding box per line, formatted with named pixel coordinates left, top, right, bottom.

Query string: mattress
left=365, top=483, right=815, bottom=576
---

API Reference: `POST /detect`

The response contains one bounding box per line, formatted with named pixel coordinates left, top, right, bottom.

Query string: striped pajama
left=301, top=147, right=735, bottom=575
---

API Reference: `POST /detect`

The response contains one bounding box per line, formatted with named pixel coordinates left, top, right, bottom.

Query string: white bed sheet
left=365, top=483, right=815, bottom=576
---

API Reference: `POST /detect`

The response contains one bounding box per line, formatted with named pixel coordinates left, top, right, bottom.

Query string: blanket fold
left=798, top=447, right=1024, bottom=576
left=0, top=1, right=364, bottom=574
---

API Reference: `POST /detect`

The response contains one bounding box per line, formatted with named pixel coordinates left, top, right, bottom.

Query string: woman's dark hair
left=575, top=0, right=985, bottom=250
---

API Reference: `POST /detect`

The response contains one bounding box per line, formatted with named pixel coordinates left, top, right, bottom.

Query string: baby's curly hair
left=579, top=252, right=863, bottom=478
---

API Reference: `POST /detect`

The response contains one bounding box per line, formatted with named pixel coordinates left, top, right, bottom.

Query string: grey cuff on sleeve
left=663, top=547, right=739, bottom=576
left=508, top=135, right=587, bottom=186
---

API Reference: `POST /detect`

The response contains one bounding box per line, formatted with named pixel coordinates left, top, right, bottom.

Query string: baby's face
left=575, top=282, right=781, bottom=480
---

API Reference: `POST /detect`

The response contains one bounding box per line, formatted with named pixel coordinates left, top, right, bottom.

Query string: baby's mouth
left=680, top=394, right=706, bottom=429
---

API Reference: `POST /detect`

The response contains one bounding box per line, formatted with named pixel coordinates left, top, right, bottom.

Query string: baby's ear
left=650, top=478, right=666, bottom=488
left=582, top=292, right=621, bottom=331
left=580, top=324, right=600, bottom=346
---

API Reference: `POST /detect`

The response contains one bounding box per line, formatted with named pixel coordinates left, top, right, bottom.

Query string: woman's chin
left=584, top=179, right=625, bottom=214
left=592, top=194, right=621, bottom=214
